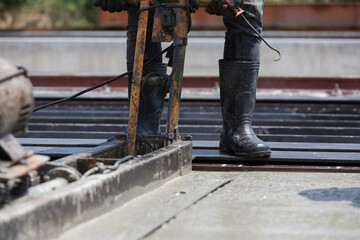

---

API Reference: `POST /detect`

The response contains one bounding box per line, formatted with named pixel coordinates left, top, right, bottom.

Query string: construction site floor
left=54, top=171, right=360, bottom=240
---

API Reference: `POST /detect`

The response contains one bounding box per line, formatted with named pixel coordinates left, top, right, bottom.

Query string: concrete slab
left=147, top=172, right=360, bottom=240
left=53, top=171, right=360, bottom=240
left=53, top=172, right=239, bottom=240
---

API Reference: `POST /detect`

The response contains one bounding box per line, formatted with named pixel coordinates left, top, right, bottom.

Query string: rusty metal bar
left=166, top=46, right=186, bottom=141
left=166, top=0, right=189, bottom=142
left=54, top=140, right=124, bottom=167
left=0, top=154, right=49, bottom=181
left=125, top=0, right=150, bottom=155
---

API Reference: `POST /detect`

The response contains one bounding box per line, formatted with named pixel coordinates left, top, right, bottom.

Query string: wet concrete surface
left=54, top=172, right=239, bottom=240
left=54, top=171, right=360, bottom=240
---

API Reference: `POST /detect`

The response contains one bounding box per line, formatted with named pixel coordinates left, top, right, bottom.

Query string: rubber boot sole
left=220, top=141, right=271, bottom=158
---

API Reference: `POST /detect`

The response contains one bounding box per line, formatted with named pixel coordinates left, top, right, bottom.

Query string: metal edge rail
left=33, top=94, right=360, bottom=104
left=0, top=139, right=192, bottom=240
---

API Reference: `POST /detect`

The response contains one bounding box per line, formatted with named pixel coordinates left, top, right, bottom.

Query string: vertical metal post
left=125, top=0, right=150, bottom=155
left=166, top=0, right=188, bottom=142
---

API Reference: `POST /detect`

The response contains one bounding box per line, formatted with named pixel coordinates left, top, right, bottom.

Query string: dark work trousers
left=223, top=0, right=263, bottom=62
left=218, top=0, right=271, bottom=158
left=126, top=0, right=264, bottom=74
left=125, top=1, right=263, bottom=135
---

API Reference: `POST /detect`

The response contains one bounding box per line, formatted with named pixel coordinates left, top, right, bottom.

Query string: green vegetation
left=0, top=0, right=97, bottom=30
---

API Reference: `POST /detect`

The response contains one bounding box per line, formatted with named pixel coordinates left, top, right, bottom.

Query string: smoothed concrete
left=54, top=172, right=239, bottom=240
left=54, top=171, right=360, bottom=240
left=146, top=172, right=360, bottom=240
left=1, top=31, right=359, bottom=77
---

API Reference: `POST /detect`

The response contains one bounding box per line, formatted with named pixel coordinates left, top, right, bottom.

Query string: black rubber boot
left=126, top=6, right=167, bottom=136
left=219, top=59, right=271, bottom=158
left=127, top=63, right=167, bottom=136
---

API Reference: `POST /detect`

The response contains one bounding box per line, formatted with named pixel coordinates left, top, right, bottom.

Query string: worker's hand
left=93, top=0, right=129, bottom=13
left=205, top=0, right=243, bottom=18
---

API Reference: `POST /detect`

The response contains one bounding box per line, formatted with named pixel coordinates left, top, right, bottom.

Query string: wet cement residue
left=299, top=187, right=360, bottom=208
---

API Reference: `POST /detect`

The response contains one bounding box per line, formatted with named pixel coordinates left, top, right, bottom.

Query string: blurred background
left=0, top=0, right=359, bottom=91
left=0, top=0, right=96, bottom=30
left=0, top=0, right=358, bottom=30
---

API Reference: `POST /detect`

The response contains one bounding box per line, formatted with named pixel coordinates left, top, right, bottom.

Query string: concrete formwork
left=0, top=139, right=192, bottom=240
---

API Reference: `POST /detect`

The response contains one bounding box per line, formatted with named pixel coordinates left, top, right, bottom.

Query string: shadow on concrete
left=299, top=187, right=360, bottom=208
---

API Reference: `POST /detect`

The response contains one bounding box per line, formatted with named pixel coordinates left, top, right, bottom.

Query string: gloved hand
left=205, top=0, right=243, bottom=18
left=93, top=0, right=129, bottom=13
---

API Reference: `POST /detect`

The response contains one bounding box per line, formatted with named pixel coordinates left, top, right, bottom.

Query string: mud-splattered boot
left=219, top=60, right=271, bottom=158
left=128, top=63, right=168, bottom=136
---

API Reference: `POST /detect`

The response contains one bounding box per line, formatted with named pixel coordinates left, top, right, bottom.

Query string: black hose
left=0, top=66, right=28, bottom=84
left=241, top=13, right=281, bottom=61
left=33, top=45, right=173, bottom=112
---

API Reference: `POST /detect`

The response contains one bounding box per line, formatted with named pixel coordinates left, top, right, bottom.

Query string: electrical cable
left=241, top=13, right=281, bottom=61
left=33, top=45, right=173, bottom=113
left=0, top=66, right=28, bottom=84
left=33, top=0, right=197, bottom=113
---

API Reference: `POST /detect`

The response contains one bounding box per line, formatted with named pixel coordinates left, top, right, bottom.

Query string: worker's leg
left=126, top=6, right=167, bottom=136
left=219, top=0, right=271, bottom=157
